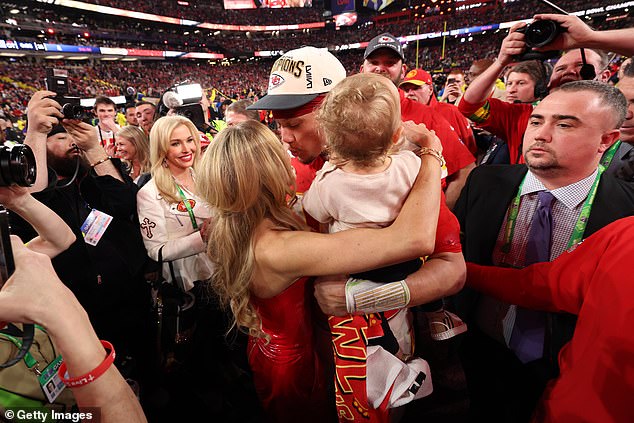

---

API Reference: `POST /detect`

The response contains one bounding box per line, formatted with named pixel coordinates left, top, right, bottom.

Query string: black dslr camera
left=516, top=20, right=564, bottom=61
left=45, top=69, right=84, bottom=120
left=0, top=142, right=36, bottom=187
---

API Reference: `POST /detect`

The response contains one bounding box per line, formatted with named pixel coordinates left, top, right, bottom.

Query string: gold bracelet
left=90, top=156, right=111, bottom=168
left=417, top=147, right=446, bottom=167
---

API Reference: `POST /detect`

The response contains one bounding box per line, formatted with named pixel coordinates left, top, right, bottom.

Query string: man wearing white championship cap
left=250, top=46, right=467, bottom=422
left=249, top=46, right=346, bottom=194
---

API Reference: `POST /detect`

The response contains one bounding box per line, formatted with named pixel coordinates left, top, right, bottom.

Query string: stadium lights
left=45, top=55, right=64, bottom=59
left=9, top=9, right=19, bottom=14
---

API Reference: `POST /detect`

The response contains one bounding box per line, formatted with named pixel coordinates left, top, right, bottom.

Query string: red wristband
left=57, top=340, right=116, bottom=388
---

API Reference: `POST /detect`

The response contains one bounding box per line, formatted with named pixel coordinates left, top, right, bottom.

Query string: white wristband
left=345, top=278, right=411, bottom=315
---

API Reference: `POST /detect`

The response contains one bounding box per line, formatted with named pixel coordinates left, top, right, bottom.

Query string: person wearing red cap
left=400, top=68, right=478, bottom=156
left=360, top=32, right=476, bottom=209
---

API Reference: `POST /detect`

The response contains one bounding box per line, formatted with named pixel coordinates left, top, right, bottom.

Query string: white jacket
left=137, top=178, right=214, bottom=291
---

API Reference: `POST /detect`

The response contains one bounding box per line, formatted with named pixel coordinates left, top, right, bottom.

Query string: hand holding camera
left=497, top=22, right=530, bottom=66
left=62, top=120, right=101, bottom=156
left=531, top=14, right=593, bottom=52
left=27, top=91, right=64, bottom=136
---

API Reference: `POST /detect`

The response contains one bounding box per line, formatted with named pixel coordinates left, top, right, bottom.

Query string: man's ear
left=400, top=64, right=407, bottom=82
left=598, top=69, right=612, bottom=83
left=599, top=129, right=621, bottom=153
left=392, top=125, right=404, bottom=144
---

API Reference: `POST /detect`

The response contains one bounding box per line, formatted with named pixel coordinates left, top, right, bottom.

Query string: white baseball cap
left=248, top=46, right=347, bottom=110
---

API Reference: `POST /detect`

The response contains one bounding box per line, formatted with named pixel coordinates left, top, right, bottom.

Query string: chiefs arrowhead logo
left=269, top=73, right=285, bottom=90
left=177, top=199, right=196, bottom=212
left=406, top=70, right=417, bottom=78
left=379, top=36, right=394, bottom=43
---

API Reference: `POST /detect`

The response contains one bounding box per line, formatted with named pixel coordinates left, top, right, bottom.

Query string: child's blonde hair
left=317, top=73, right=401, bottom=167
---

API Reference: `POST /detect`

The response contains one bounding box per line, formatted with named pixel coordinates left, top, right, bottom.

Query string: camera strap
left=0, top=323, right=35, bottom=369
left=579, top=48, right=597, bottom=80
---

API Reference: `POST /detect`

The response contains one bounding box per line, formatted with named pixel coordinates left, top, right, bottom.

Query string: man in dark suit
left=454, top=80, right=634, bottom=422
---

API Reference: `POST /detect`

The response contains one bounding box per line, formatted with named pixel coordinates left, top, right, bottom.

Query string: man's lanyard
left=175, top=183, right=198, bottom=230
left=501, top=167, right=604, bottom=254
left=600, top=140, right=621, bottom=170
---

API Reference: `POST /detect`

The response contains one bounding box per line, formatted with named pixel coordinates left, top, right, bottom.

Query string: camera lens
left=0, top=143, right=36, bottom=187
left=525, top=20, right=560, bottom=48
left=61, top=103, right=84, bottom=120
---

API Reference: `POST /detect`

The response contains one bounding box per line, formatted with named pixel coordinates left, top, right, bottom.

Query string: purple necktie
left=510, top=191, right=555, bottom=363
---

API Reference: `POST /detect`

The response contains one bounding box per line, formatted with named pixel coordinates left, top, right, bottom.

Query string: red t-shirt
left=399, top=89, right=475, bottom=179
left=458, top=96, right=533, bottom=165
left=433, top=101, right=478, bottom=156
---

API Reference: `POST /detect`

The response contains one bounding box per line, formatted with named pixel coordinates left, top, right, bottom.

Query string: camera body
left=45, top=69, right=84, bottom=120
left=0, top=142, right=36, bottom=188
left=447, top=78, right=458, bottom=85
left=162, top=83, right=207, bottom=132
left=515, top=20, right=564, bottom=61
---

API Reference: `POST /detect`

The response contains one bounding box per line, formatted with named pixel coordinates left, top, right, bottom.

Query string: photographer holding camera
left=10, top=90, right=156, bottom=408
left=458, top=17, right=615, bottom=165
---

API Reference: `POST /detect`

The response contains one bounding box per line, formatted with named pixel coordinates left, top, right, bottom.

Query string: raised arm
left=24, top=91, right=64, bottom=192
left=463, top=22, right=527, bottom=105
left=0, top=186, right=75, bottom=257
left=533, top=14, right=634, bottom=57
left=0, top=237, right=147, bottom=423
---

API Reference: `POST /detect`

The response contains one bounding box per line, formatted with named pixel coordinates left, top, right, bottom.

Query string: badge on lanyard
left=80, top=209, right=113, bottom=246
left=39, top=355, right=66, bottom=403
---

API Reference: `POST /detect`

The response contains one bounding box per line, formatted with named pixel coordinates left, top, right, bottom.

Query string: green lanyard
left=600, top=140, right=621, bottom=170
left=0, top=324, right=47, bottom=370
left=175, top=183, right=199, bottom=230
left=501, top=166, right=606, bottom=254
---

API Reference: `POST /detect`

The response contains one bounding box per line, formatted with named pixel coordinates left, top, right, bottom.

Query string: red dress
left=249, top=277, right=335, bottom=422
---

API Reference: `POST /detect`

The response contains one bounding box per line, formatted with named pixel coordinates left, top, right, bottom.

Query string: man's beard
left=47, top=151, right=88, bottom=178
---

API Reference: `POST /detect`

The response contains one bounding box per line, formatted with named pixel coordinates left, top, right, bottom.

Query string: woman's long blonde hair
left=149, top=115, right=201, bottom=204
left=116, top=125, right=151, bottom=175
left=197, top=120, right=306, bottom=339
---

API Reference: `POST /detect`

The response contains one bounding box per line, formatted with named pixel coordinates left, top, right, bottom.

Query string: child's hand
left=402, top=121, right=443, bottom=153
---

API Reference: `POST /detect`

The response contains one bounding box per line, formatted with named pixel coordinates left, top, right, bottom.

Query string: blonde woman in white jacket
left=136, top=115, right=213, bottom=292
